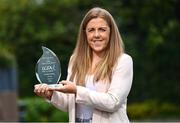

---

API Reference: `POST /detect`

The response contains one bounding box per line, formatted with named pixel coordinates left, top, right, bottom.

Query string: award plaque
left=35, top=46, right=62, bottom=89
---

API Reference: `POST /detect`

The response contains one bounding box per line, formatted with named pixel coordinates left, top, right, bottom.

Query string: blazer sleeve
left=50, top=91, right=68, bottom=112
left=75, top=54, right=133, bottom=112
left=50, top=62, right=73, bottom=112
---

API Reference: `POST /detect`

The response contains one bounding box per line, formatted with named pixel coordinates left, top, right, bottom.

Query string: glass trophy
left=35, top=46, right=63, bottom=89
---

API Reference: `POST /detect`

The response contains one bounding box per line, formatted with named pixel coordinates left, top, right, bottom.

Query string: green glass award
left=35, top=46, right=62, bottom=89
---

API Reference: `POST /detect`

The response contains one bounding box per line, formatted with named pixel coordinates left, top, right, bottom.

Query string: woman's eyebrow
left=86, top=26, right=109, bottom=29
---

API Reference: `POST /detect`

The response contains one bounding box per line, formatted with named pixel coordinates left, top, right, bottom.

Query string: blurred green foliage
left=20, top=97, right=68, bottom=122
left=20, top=97, right=180, bottom=122
left=0, top=43, right=16, bottom=68
left=0, top=0, right=179, bottom=105
left=128, top=100, right=180, bottom=120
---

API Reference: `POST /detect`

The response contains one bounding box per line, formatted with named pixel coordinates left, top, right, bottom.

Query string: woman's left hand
left=49, top=80, right=77, bottom=94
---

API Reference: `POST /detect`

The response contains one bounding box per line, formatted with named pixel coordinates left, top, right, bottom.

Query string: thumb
left=59, top=80, right=68, bottom=85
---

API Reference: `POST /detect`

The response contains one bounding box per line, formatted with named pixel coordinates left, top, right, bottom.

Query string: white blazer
left=50, top=53, right=133, bottom=123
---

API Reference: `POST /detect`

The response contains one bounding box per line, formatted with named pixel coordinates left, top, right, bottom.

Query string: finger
left=41, top=83, right=48, bottom=90
left=49, top=85, right=66, bottom=92
left=44, top=85, right=50, bottom=92
left=59, top=80, right=68, bottom=85
left=48, top=84, right=64, bottom=91
left=36, top=84, right=43, bottom=93
left=34, top=84, right=41, bottom=93
left=39, top=83, right=48, bottom=93
left=34, top=84, right=41, bottom=89
left=34, top=84, right=47, bottom=95
left=34, top=84, right=40, bottom=89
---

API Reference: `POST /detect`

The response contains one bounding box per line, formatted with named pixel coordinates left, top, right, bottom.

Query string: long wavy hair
left=69, top=7, right=124, bottom=86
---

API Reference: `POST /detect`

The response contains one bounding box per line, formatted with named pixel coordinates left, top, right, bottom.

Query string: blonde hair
left=69, top=7, right=124, bottom=86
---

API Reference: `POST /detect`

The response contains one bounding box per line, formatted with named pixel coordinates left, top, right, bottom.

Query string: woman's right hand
left=34, top=83, right=53, bottom=100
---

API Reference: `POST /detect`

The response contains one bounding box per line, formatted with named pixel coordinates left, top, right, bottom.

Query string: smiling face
left=86, top=17, right=110, bottom=56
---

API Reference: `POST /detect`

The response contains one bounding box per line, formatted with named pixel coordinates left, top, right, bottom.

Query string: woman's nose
left=94, top=30, right=100, bottom=37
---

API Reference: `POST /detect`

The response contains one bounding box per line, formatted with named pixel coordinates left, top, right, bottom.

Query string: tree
left=0, top=0, right=179, bottom=103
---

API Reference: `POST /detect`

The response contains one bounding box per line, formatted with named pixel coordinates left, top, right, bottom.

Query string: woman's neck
left=88, top=51, right=105, bottom=74
left=92, top=51, right=104, bottom=64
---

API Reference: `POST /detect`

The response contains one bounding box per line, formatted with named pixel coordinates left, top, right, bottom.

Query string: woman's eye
left=87, top=29, right=94, bottom=32
left=99, top=28, right=106, bottom=32
left=89, top=30, right=93, bottom=32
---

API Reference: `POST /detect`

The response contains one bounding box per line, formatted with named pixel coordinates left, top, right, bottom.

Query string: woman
left=34, top=7, right=133, bottom=123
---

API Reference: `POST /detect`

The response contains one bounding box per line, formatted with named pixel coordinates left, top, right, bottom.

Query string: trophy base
left=48, top=84, right=63, bottom=89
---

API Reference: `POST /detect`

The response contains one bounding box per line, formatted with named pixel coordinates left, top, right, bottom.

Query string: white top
left=76, top=75, right=95, bottom=120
